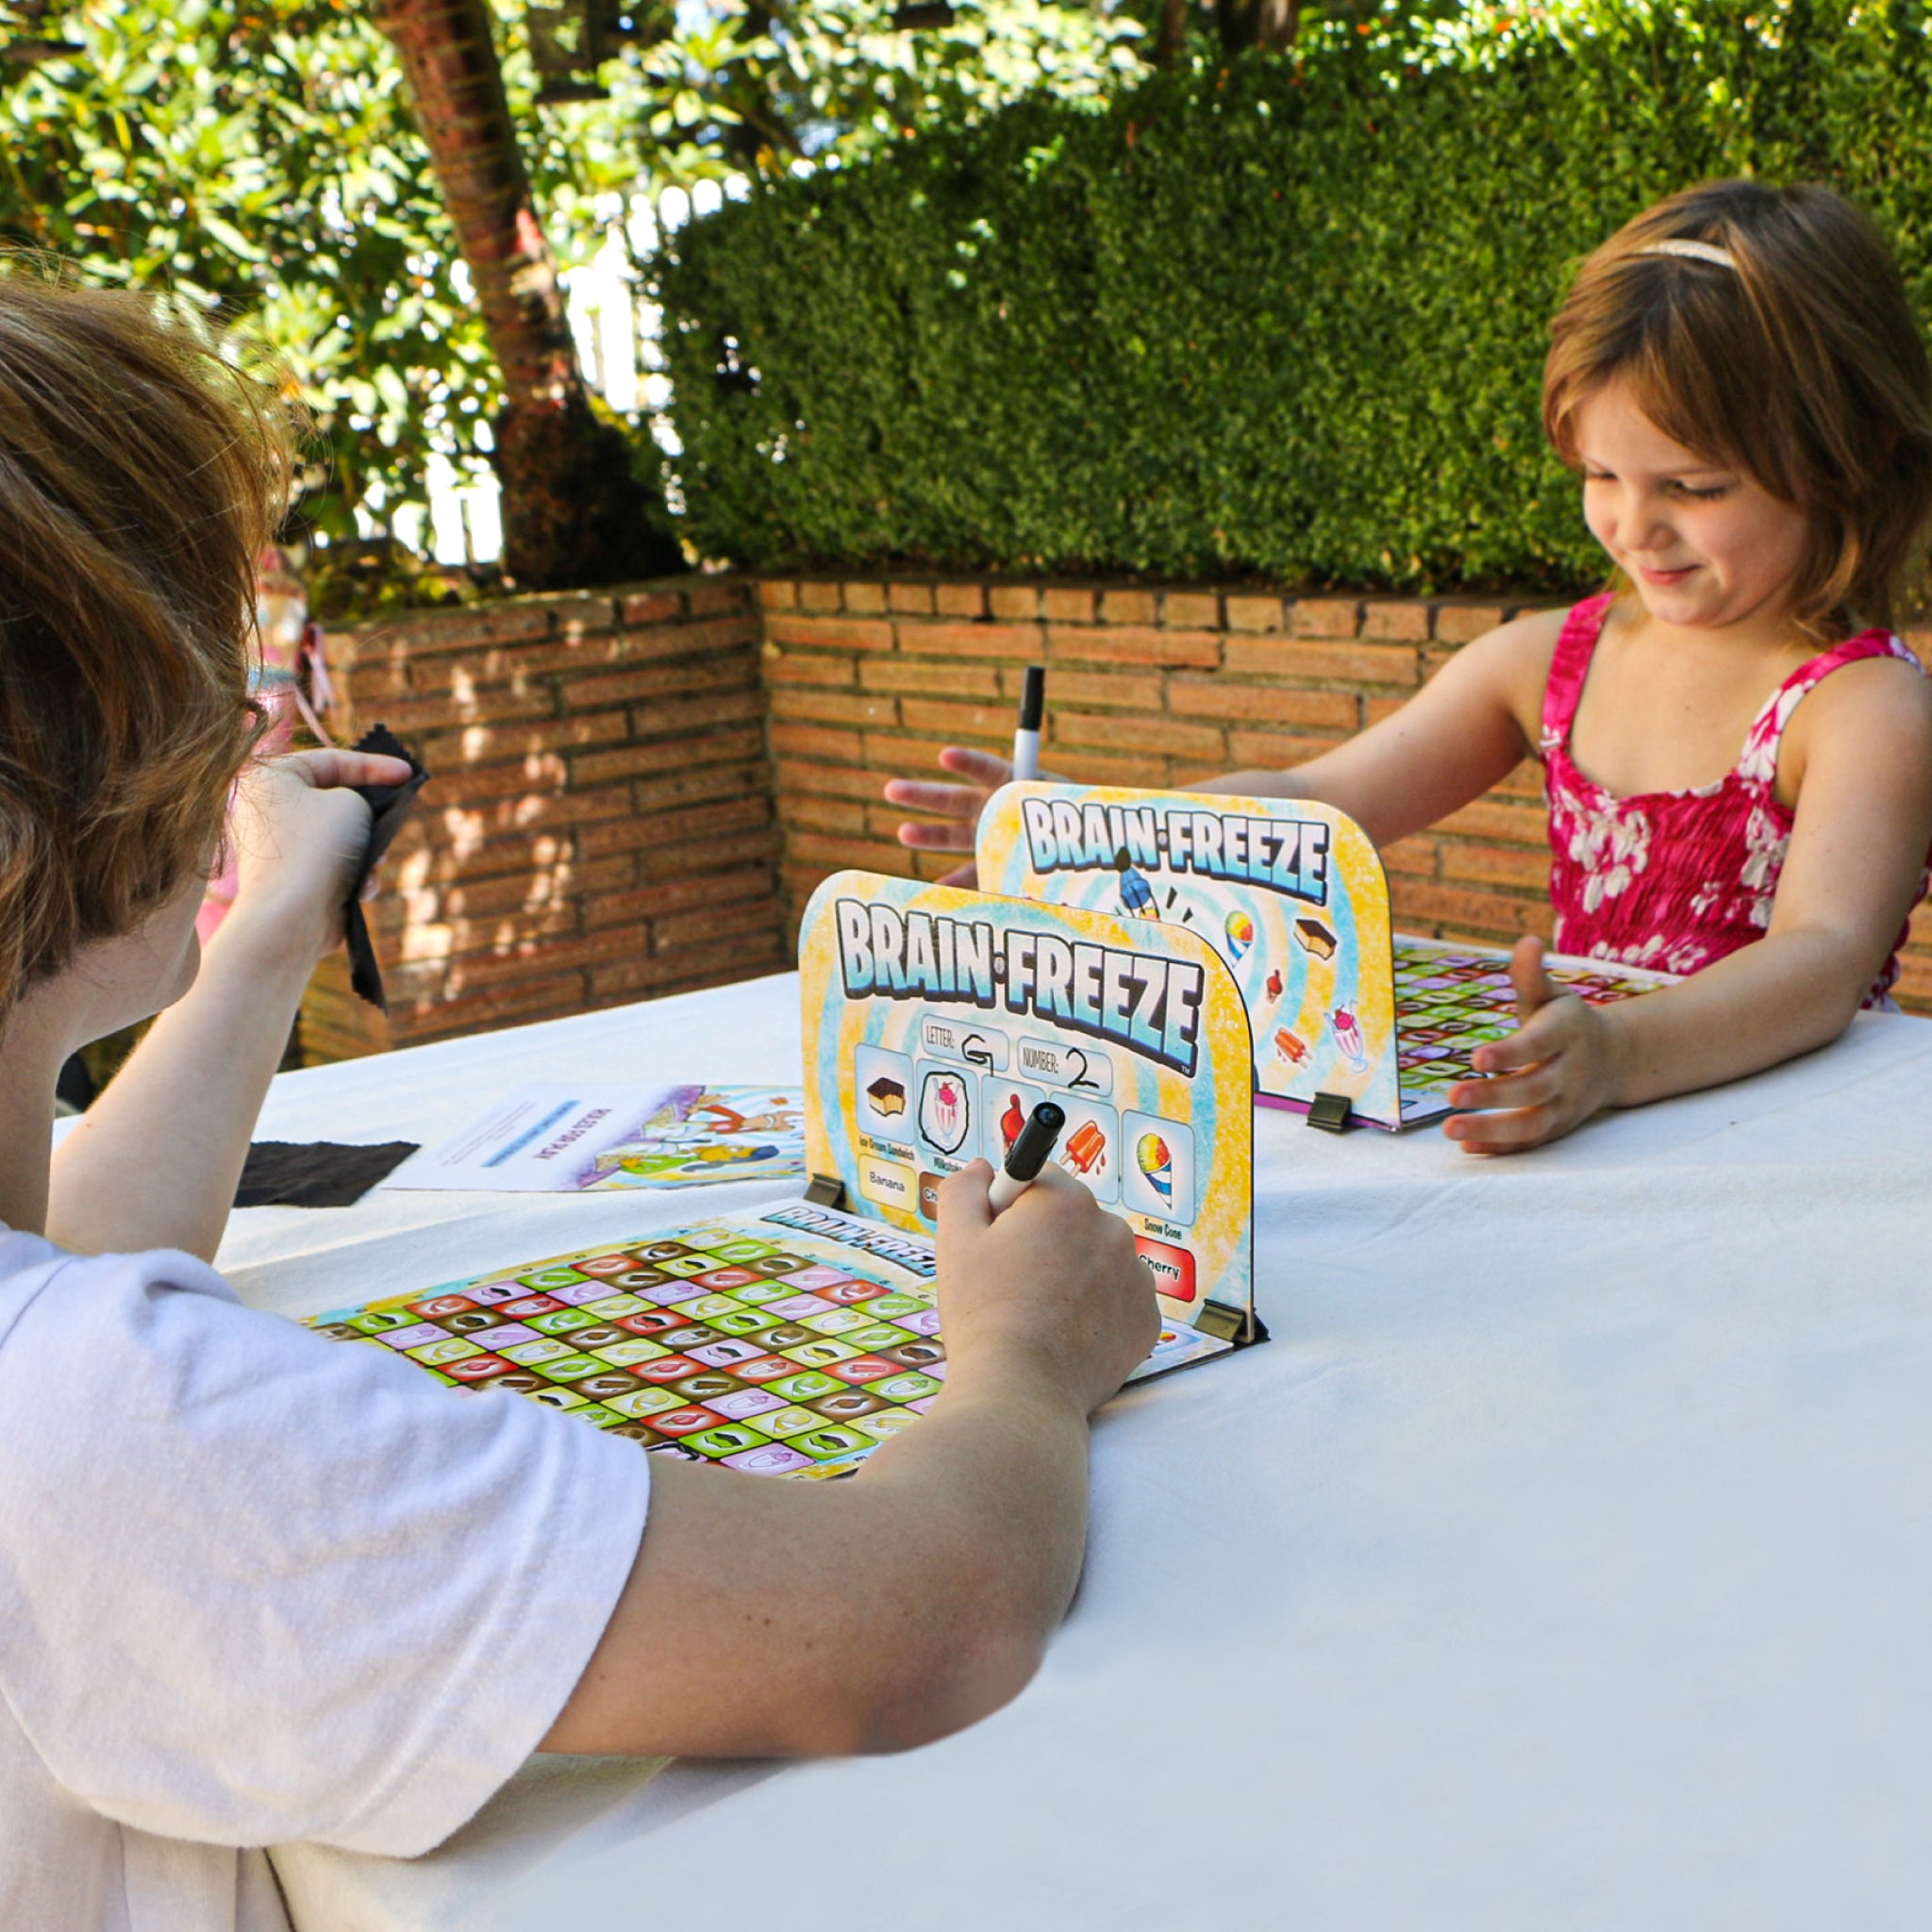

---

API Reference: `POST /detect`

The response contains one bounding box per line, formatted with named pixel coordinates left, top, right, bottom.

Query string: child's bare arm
left=1448, top=658, right=1932, bottom=1153
left=1191, top=609, right=1560, bottom=844
left=883, top=611, right=1561, bottom=872
left=540, top=1164, right=1159, bottom=1758
left=46, top=750, right=409, bottom=1259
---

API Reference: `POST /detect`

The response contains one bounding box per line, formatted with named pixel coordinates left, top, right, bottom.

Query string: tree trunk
left=1154, top=0, right=1189, bottom=66
left=1217, top=0, right=1300, bottom=53
left=372, top=0, right=681, bottom=587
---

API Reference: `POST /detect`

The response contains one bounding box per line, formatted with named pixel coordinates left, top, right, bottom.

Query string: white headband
left=1636, top=238, right=1739, bottom=270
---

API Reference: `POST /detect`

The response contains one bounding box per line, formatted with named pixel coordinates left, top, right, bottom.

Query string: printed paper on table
left=382, top=1084, right=806, bottom=1192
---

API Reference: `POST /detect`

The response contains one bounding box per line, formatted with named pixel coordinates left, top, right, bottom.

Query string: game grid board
left=1393, top=936, right=1665, bottom=1121
left=307, top=1206, right=1223, bottom=1478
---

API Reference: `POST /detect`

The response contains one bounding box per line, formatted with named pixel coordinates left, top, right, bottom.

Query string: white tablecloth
left=242, top=974, right=1932, bottom=1931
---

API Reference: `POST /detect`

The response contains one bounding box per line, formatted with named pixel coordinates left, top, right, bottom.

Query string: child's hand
left=934, top=1160, right=1159, bottom=1416
left=222, top=748, right=415, bottom=961
left=884, top=746, right=1052, bottom=890
left=1442, top=937, right=1624, bottom=1155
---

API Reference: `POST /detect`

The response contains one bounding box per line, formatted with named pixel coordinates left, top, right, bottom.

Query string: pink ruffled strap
left=1740, top=630, right=1924, bottom=774
left=1539, top=591, right=1616, bottom=753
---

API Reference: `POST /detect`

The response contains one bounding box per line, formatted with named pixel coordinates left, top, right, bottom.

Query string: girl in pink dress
left=887, top=180, right=1932, bottom=1151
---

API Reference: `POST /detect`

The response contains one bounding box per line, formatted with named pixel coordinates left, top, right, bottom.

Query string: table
left=242, top=974, right=1932, bottom=1931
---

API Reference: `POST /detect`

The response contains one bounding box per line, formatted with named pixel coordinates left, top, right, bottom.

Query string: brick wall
left=301, top=577, right=788, bottom=1060
left=758, top=575, right=1932, bottom=1013
left=298, top=569, right=1932, bottom=1063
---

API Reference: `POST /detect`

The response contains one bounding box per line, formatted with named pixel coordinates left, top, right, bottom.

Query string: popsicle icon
left=1135, top=1131, right=1173, bottom=1204
left=1063, top=1119, right=1108, bottom=1174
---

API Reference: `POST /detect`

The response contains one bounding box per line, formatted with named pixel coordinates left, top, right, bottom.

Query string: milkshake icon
left=1331, top=1006, right=1367, bottom=1071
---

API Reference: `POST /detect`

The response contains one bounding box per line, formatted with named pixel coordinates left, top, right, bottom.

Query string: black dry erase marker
left=988, top=1099, right=1066, bottom=1213
left=1012, top=665, right=1045, bottom=781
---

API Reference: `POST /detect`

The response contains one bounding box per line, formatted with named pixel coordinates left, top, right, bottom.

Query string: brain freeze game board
left=798, top=872, right=1256, bottom=1338
left=977, top=782, right=1671, bottom=1130
left=304, top=874, right=1261, bottom=1479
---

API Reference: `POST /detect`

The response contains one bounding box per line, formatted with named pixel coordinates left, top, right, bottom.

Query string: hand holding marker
left=1011, top=666, right=1045, bottom=782
left=988, top=1100, right=1066, bottom=1214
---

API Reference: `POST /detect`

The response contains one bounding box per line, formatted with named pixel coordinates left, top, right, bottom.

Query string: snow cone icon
left=1224, top=910, right=1255, bottom=964
left=1119, top=867, right=1156, bottom=916
left=1135, top=1131, right=1174, bottom=1205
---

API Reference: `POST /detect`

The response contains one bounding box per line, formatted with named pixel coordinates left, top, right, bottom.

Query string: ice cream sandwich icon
left=866, top=1076, right=907, bottom=1117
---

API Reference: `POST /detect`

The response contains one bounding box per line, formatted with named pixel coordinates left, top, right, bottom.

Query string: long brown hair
left=1543, top=180, right=1932, bottom=641
left=0, top=262, right=290, bottom=1024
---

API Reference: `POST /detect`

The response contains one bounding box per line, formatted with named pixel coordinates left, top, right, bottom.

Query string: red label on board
left=1134, top=1237, right=1196, bottom=1303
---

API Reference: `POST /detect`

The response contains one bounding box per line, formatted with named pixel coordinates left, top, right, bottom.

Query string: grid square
left=754, top=1405, right=824, bottom=1440
left=592, top=1338, right=671, bottom=1368
left=709, top=1387, right=787, bottom=1421
left=853, top=1409, right=922, bottom=1441
left=790, top=1424, right=871, bottom=1462
left=723, top=1443, right=812, bottom=1474
left=782, top=1339, right=862, bottom=1369
left=445, top=1354, right=513, bottom=1382
left=766, top=1371, right=841, bottom=1404
left=824, top=1355, right=898, bottom=1385
left=764, top=1293, right=837, bottom=1321
left=652, top=1406, right=726, bottom=1437
left=732, top=1354, right=802, bottom=1385
left=582, top=1293, right=648, bottom=1319
left=810, top=1388, right=889, bottom=1421
left=537, top=1353, right=608, bottom=1383
left=800, top=1309, right=873, bottom=1338
left=631, top=1353, right=706, bottom=1384
left=672, top=1371, right=746, bottom=1404
left=686, top=1424, right=774, bottom=1459
left=529, top=1308, right=597, bottom=1336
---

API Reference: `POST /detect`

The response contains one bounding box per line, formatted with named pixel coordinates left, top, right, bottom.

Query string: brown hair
left=1542, top=180, right=1932, bottom=641
left=0, top=262, right=290, bottom=1024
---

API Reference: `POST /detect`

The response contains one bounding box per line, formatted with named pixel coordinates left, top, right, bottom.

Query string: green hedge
left=657, top=3, right=1932, bottom=591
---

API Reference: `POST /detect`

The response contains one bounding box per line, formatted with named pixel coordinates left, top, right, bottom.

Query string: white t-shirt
left=0, top=1230, right=652, bottom=1932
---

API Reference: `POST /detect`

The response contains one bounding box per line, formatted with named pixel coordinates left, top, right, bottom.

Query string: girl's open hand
left=884, top=746, right=1056, bottom=890
left=1442, top=937, right=1624, bottom=1154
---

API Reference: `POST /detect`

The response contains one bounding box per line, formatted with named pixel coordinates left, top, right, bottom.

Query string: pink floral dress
left=1541, top=591, right=1925, bottom=1005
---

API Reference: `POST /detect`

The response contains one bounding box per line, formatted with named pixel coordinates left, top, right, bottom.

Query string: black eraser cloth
left=343, top=724, right=429, bottom=1010
left=234, top=1140, right=420, bottom=1208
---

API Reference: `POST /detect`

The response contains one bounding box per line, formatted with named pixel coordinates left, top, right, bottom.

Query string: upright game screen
left=977, top=782, right=1403, bottom=1125
left=796, top=871, right=1256, bottom=1329
left=978, top=784, right=1672, bottom=1131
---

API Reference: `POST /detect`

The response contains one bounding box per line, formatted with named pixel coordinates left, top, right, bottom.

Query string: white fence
left=378, top=177, right=742, bottom=568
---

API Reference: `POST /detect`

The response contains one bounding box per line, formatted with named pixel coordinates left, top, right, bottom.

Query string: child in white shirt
left=0, top=269, right=1157, bottom=1931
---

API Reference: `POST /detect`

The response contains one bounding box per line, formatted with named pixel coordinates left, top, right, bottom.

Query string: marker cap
left=1018, top=665, right=1045, bottom=733
left=1004, top=1099, right=1066, bottom=1182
